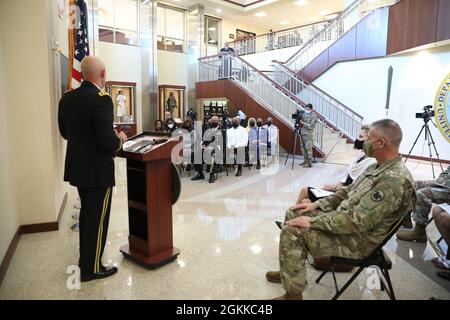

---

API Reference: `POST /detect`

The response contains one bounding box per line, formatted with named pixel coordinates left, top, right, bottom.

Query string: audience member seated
left=166, top=118, right=177, bottom=134
left=397, top=164, right=450, bottom=242
left=248, top=118, right=268, bottom=170
left=430, top=205, right=450, bottom=281
left=191, top=116, right=223, bottom=183
left=265, top=119, right=416, bottom=300
left=296, top=125, right=375, bottom=204
left=154, top=119, right=165, bottom=132
left=227, top=117, right=248, bottom=177
left=265, top=117, right=278, bottom=158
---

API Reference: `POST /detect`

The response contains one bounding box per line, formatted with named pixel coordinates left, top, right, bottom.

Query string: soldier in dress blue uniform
left=58, top=56, right=128, bottom=282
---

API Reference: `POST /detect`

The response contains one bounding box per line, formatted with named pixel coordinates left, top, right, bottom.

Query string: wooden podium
left=118, top=132, right=182, bottom=269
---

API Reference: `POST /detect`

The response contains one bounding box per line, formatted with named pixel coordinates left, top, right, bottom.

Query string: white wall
left=99, top=42, right=143, bottom=133
left=0, top=0, right=20, bottom=267
left=157, top=50, right=188, bottom=86
left=313, top=45, right=450, bottom=160
left=241, top=45, right=302, bottom=70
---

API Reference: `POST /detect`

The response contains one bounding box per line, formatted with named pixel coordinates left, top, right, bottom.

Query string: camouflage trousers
left=279, top=209, right=365, bottom=295
left=300, top=132, right=313, bottom=162
left=412, top=180, right=450, bottom=226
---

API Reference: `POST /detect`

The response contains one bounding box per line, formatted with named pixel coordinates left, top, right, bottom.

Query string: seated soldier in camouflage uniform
left=396, top=165, right=450, bottom=242
left=266, top=119, right=416, bottom=300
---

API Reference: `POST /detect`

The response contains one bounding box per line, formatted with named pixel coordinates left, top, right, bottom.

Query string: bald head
left=81, top=56, right=106, bottom=88
left=370, top=119, right=403, bottom=149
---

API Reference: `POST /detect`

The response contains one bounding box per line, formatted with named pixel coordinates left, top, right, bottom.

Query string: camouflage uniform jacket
left=310, top=156, right=416, bottom=256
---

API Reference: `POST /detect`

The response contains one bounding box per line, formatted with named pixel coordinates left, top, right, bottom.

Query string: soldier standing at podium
left=58, top=56, right=128, bottom=282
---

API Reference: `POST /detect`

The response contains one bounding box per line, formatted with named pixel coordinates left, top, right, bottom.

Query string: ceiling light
left=216, top=8, right=222, bottom=13
left=319, top=10, right=332, bottom=16
left=173, top=0, right=181, bottom=2
left=279, top=20, right=290, bottom=25
left=255, top=12, right=267, bottom=17
left=294, top=0, right=308, bottom=6
left=208, top=27, right=216, bottom=31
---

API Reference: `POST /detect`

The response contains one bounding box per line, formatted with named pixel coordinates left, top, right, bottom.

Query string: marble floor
left=0, top=154, right=449, bottom=300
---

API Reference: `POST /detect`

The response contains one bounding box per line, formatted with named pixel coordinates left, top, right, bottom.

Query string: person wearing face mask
left=265, top=117, right=278, bottom=160
left=298, top=104, right=317, bottom=168
left=295, top=125, right=376, bottom=204
left=227, top=117, right=249, bottom=177
left=191, top=116, right=222, bottom=183
left=267, top=119, right=416, bottom=300
left=245, top=118, right=257, bottom=167
left=165, top=119, right=176, bottom=134
left=249, top=118, right=268, bottom=170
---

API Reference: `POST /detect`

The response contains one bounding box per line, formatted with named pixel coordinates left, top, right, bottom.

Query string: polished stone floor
left=0, top=154, right=449, bottom=300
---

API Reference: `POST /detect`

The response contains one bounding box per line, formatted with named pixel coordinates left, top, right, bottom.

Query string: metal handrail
left=272, top=62, right=363, bottom=139
left=228, top=21, right=329, bottom=56
left=198, top=53, right=327, bottom=151
left=284, top=0, right=399, bottom=71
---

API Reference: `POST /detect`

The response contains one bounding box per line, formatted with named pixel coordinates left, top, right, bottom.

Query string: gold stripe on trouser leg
left=94, top=188, right=111, bottom=273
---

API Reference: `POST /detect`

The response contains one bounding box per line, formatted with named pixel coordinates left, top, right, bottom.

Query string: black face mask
left=211, top=123, right=219, bottom=128
left=257, top=122, right=263, bottom=127
left=249, top=121, right=256, bottom=127
left=232, top=123, right=239, bottom=129
left=267, top=122, right=272, bottom=127
left=354, top=139, right=364, bottom=150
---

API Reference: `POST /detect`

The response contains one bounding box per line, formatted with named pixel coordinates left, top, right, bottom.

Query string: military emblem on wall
left=434, top=72, right=450, bottom=143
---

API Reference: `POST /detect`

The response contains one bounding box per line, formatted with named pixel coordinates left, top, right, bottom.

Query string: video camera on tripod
left=415, top=105, right=435, bottom=121
left=292, top=108, right=305, bottom=128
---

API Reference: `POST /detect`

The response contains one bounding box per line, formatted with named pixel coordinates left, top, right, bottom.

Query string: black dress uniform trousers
left=78, top=187, right=113, bottom=274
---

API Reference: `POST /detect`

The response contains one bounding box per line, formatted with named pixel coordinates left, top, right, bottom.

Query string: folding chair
left=315, top=213, right=409, bottom=300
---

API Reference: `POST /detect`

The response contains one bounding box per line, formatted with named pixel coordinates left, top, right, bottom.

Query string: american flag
left=68, top=0, right=90, bottom=90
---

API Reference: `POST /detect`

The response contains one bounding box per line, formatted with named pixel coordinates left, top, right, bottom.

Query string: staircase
left=198, top=53, right=350, bottom=158
left=197, top=0, right=401, bottom=160
left=284, top=0, right=399, bottom=72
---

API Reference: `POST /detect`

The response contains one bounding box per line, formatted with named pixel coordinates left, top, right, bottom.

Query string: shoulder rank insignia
left=371, top=190, right=384, bottom=202
left=98, top=91, right=110, bottom=97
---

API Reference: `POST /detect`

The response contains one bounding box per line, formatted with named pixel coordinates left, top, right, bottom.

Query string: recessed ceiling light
left=173, top=0, right=181, bottom=2
left=208, top=27, right=216, bottom=31
left=319, top=10, right=332, bottom=16
left=279, top=20, right=290, bottom=25
left=216, top=8, right=222, bottom=13
left=255, top=12, right=267, bottom=17
left=294, top=0, right=308, bottom=6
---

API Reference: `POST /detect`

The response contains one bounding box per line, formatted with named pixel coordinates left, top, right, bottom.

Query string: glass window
left=99, top=0, right=139, bottom=46
left=204, top=16, right=221, bottom=57
left=157, top=5, right=185, bottom=53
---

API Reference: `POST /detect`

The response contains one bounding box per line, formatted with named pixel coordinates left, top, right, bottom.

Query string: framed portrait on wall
left=105, top=81, right=137, bottom=137
left=236, top=29, right=256, bottom=42
left=158, top=85, right=186, bottom=121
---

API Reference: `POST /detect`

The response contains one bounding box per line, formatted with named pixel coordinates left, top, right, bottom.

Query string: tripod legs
left=284, top=129, right=310, bottom=170
left=404, top=121, right=443, bottom=179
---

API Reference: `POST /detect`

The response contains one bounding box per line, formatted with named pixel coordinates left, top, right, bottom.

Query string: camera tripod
left=404, top=117, right=443, bottom=179
left=284, top=126, right=311, bottom=170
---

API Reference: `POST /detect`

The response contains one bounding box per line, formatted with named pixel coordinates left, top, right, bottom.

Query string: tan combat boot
left=273, top=292, right=303, bottom=300
left=302, top=159, right=312, bottom=168
left=396, top=224, right=427, bottom=242
left=265, top=271, right=281, bottom=283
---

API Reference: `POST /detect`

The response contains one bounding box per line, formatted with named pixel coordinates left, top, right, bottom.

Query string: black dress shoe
left=209, top=175, right=216, bottom=183
left=81, top=266, right=118, bottom=282
left=256, top=162, right=261, bottom=170
left=191, top=173, right=205, bottom=181
left=236, top=170, right=242, bottom=177
left=437, top=271, right=450, bottom=281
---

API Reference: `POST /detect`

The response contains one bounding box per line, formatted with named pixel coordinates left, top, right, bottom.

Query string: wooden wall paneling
left=195, top=82, right=210, bottom=99
left=406, top=0, right=439, bottom=48
left=328, top=27, right=357, bottom=68
left=300, top=50, right=329, bottom=83
left=211, top=80, right=226, bottom=98
left=387, top=0, right=409, bottom=54
left=356, top=7, right=389, bottom=59
left=437, top=0, right=450, bottom=42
